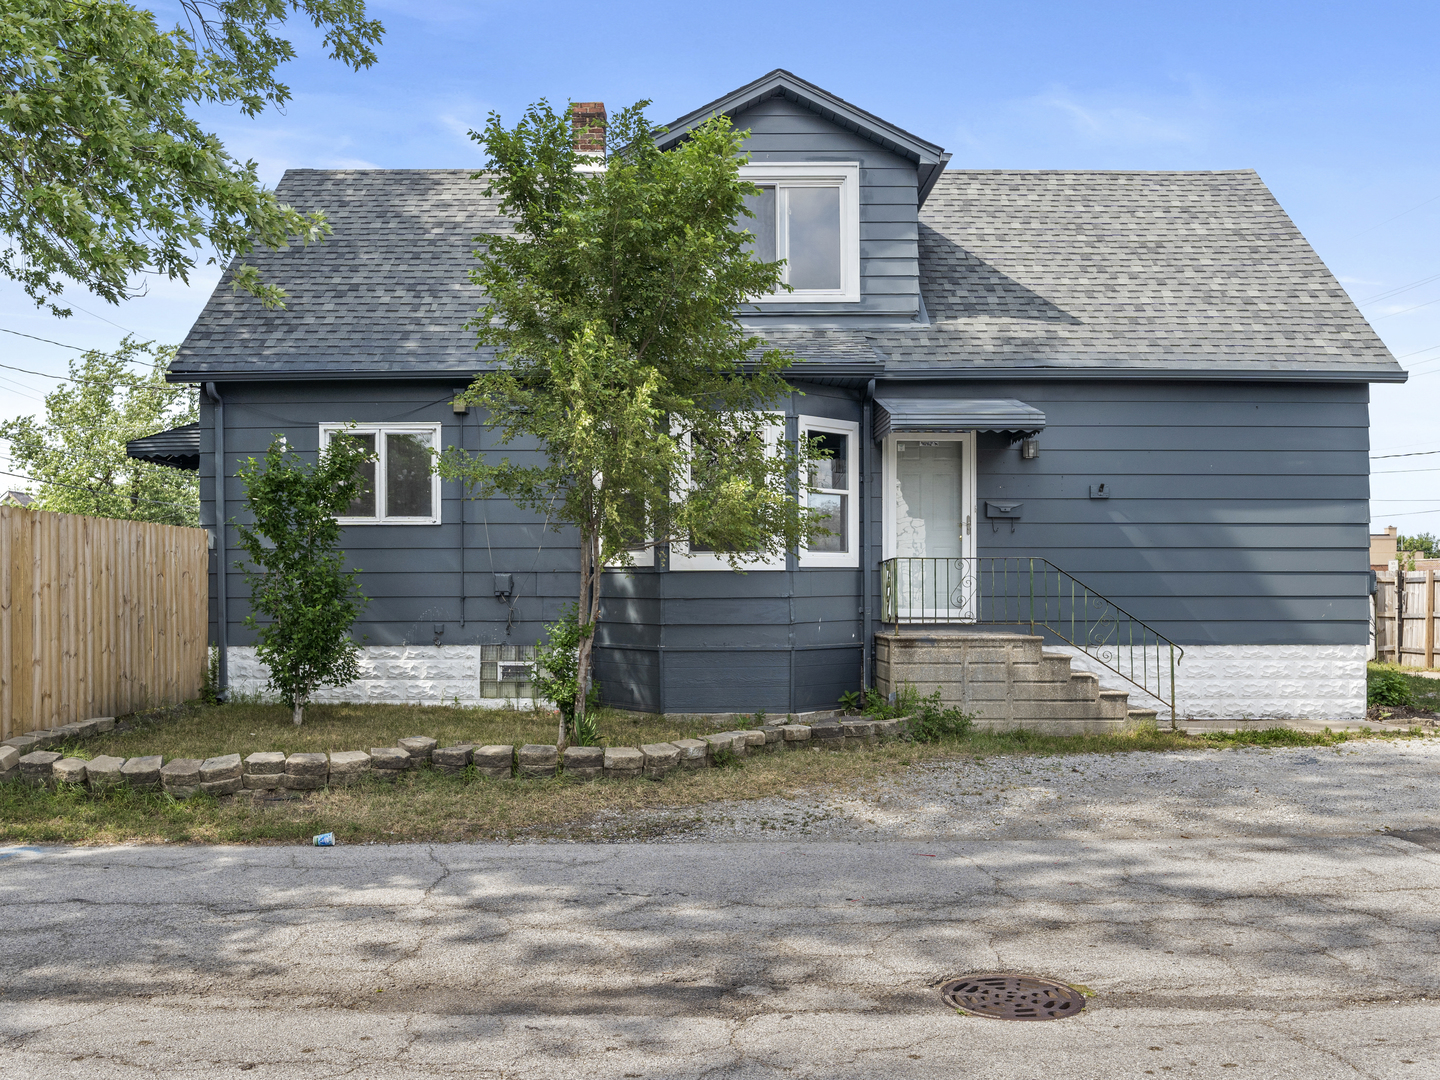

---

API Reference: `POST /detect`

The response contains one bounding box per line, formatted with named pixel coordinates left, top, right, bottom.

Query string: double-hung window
left=320, top=423, right=442, bottom=525
left=670, top=416, right=786, bottom=571
left=798, top=416, right=859, bottom=568
left=739, top=163, right=861, bottom=304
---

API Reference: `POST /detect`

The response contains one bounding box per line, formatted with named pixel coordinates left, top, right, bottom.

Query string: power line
left=1338, top=192, right=1440, bottom=244
left=1372, top=507, right=1440, bottom=519
left=0, top=326, right=87, bottom=351
left=1356, top=271, right=1440, bottom=307
left=1372, top=449, right=1440, bottom=459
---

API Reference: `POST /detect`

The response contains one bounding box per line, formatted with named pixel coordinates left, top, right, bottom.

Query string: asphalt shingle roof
left=171, top=167, right=1401, bottom=382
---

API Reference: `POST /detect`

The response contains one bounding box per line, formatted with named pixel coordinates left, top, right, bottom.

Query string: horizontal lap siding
left=204, top=382, right=577, bottom=650
left=949, top=380, right=1370, bottom=646
left=734, top=97, right=919, bottom=320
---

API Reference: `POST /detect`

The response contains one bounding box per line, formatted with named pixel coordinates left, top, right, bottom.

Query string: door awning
left=872, top=397, right=1046, bottom=442
left=126, top=422, right=200, bottom=471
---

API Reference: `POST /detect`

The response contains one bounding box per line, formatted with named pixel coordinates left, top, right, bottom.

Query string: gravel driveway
left=674, top=738, right=1440, bottom=842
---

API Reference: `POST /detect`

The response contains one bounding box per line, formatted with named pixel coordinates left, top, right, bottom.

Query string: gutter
left=203, top=383, right=228, bottom=701
left=166, top=363, right=1410, bottom=386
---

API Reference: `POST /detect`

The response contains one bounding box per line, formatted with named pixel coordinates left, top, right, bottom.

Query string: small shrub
left=837, top=690, right=862, bottom=714
left=907, top=687, right=975, bottom=742
left=863, top=683, right=973, bottom=741
left=533, top=605, right=602, bottom=745
left=1368, top=665, right=1416, bottom=708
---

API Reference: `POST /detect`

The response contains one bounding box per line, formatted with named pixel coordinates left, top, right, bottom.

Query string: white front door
left=884, top=433, right=977, bottom=620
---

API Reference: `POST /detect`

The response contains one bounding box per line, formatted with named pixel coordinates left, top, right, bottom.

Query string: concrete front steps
left=875, top=629, right=1158, bottom=734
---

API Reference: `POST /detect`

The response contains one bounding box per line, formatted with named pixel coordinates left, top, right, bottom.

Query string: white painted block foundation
left=1052, top=644, right=1368, bottom=722
left=227, top=646, right=539, bottom=708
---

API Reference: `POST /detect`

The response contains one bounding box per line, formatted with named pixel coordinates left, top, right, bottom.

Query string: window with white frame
left=670, top=416, right=786, bottom=571
left=320, top=423, right=442, bottom=525
left=798, top=416, right=859, bottom=568
left=739, top=163, right=861, bottom=303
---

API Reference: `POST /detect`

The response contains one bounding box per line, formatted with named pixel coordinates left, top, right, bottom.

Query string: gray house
left=161, top=70, right=1404, bottom=723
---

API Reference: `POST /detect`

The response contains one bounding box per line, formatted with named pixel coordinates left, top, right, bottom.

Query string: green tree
left=1398, top=532, right=1438, bottom=558
left=439, top=100, right=825, bottom=746
left=0, top=337, right=198, bottom=524
left=1, top=1, right=384, bottom=315
left=235, top=432, right=372, bottom=725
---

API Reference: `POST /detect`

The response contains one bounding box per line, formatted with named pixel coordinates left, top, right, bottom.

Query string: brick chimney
left=571, top=102, right=606, bottom=157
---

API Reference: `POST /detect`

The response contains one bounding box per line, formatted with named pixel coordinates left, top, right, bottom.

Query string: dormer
left=659, top=70, right=949, bottom=325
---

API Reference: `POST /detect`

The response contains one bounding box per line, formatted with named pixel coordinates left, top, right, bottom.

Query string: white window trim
left=739, top=162, right=861, bottom=304
left=881, top=431, right=977, bottom=562
left=606, top=544, right=655, bottom=569
left=320, top=423, right=443, bottom=526
left=670, top=415, right=786, bottom=572
left=798, top=415, right=860, bottom=568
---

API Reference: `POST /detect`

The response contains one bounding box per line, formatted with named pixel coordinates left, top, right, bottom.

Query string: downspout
left=861, top=378, right=875, bottom=691
left=203, top=382, right=228, bottom=701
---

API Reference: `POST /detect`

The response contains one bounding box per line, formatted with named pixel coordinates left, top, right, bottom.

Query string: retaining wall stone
left=562, top=746, right=604, bottom=781
left=399, top=736, right=437, bottom=764
left=329, top=751, right=371, bottom=785
left=673, top=738, right=709, bottom=769
left=86, top=755, right=126, bottom=791
left=0, top=746, right=18, bottom=773
left=370, top=747, right=411, bottom=775
left=161, top=758, right=202, bottom=797
left=604, top=746, right=643, bottom=779
left=472, top=745, right=514, bottom=779
left=120, top=755, right=162, bottom=790
left=640, top=742, right=681, bottom=779
left=199, top=754, right=243, bottom=796
left=54, top=757, right=88, bottom=786
left=432, top=744, right=474, bottom=775
left=285, top=753, right=329, bottom=790
left=243, top=752, right=287, bottom=789
left=516, top=744, right=558, bottom=779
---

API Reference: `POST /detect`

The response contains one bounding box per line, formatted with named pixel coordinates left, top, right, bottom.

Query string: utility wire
left=1372, top=449, right=1440, bottom=459
left=1337, top=192, right=1440, bottom=244
left=0, top=326, right=87, bottom=351
left=1356, top=271, right=1440, bottom=307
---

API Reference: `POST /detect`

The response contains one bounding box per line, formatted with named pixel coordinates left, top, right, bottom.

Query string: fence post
left=1426, top=569, right=1435, bottom=669
left=1395, top=565, right=1405, bottom=665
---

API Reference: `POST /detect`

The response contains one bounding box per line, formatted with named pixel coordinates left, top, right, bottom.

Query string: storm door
left=883, top=434, right=977, bottom=621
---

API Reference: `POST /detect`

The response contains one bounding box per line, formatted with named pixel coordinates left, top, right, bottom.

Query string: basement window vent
left=497, top=661, right=533, bottom=682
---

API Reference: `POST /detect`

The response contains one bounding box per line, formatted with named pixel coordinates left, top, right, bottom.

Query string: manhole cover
left=939, top=973, right=1087, bottom=1021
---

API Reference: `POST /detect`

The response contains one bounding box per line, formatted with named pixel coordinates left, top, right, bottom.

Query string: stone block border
left=1, top=716, right=912, bottom=797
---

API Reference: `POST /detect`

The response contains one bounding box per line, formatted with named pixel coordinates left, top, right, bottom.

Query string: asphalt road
left=3, top=829, right=1439, bottom=1079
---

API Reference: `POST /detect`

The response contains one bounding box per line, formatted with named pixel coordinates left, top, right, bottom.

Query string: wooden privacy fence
left=1373, top=567, right=1439, bottom=668
left=1, top=506, right=209, bottom=740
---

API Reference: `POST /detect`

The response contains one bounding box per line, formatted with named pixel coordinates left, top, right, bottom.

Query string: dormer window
left=738, top=163, right=860, bottom=303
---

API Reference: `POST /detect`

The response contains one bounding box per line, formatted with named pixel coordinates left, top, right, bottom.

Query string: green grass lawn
left=2, top=699, right=1426, bottom=846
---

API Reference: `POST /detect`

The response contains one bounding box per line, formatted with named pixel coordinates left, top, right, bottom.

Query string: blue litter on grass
left=312, top=833, right=335, bottom=847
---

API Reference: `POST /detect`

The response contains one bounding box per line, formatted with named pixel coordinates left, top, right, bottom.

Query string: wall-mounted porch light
left=1020, top=437, right=1040, bottom=459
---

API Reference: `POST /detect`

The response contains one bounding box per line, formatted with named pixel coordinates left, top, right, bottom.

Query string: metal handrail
left=880, top=556, right=1183, bottom=719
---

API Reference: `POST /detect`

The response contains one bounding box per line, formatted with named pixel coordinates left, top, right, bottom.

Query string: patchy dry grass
left=63, top=700, right=721, bottom=763
left=4, top=699, right=1429, bottom=846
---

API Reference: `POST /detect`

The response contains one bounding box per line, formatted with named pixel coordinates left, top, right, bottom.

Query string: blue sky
left=3, top=0, right=1438, bottom=527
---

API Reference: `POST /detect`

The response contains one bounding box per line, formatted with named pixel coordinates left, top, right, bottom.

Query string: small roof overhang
left=873, top=397, right=1046, bottom=443
left=126, top=422, right=200, bottom=471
